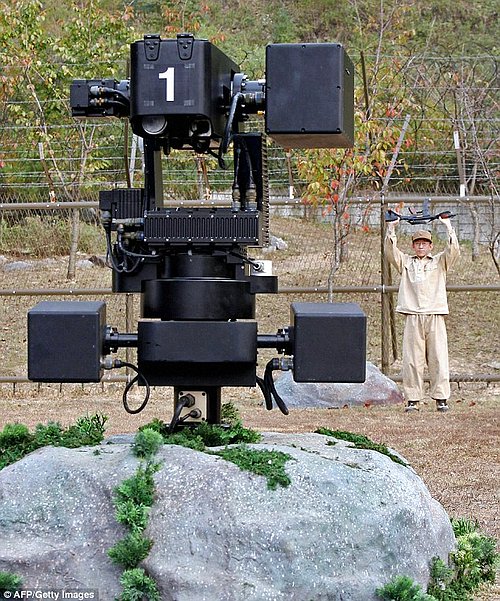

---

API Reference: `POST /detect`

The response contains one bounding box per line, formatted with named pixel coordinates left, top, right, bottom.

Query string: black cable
left=114, top=360, right=151, bottom=415
left=90, top=86, right=130, bottom=104
left=264, top=360, right=289, bottom=415
left=105, top=230, right=125, bottom=272
left=229, top=250, right=261, bottom=269
left=243, top=142, right=256, bottom=207
left=168, top=395, right=191, bottom=433
left=256, top=376, right=273, bottom=411
left=218, top=92, right=244, bottom=169
left=116, top=235, right=159, bottom=261
left=178, top=409, right=202, bottom=423
left=105, top=230, right=144, bottom=274
left=257, top=360, right=289, bottom=415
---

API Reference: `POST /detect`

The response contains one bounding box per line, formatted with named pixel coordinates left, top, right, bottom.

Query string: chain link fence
left=1, top=195, right=498, bottom=389
left=1, top=51, right=498, bottom=391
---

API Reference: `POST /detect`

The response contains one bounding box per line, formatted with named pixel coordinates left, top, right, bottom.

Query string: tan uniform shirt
left=384, top=229, right=460, bottom=315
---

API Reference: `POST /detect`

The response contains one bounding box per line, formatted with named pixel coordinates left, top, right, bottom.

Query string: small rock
left=274, top=362, right=404, bottom=408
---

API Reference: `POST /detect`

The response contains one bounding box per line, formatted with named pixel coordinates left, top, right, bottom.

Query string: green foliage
left=119, top=568, right=160, bottom=601
left=193, top=420, right=261, bottom=447
left=426, top=519, right=499, bottom=600
left=110, top=434, right=162, bottom=594
left=161, top=430, right=207, bottom=452
left=140, top=418, right=261, bottom=451
left=377, top=518, right=499, bottom=601
left=220, top=401, right=240, bottom=426
left=211, top=445, right=292, bottom=490
left=451, top=518, right=498, bottom=589
left=141, top=408, right=288, bottom=490
left=115, top=498, right=150, bottom=534
left=376, top=575, right=436, bottom=600
left=66, top=414, right=108, bottom=446
left=428, top=558, right=462, bottom=601
left=114, top=462, right=160, bottom=509
left=0, top=414, right=107, bottom=470
left=0, top=0, right=134, bottom=199
left=108, top=532, right=153, bottom=569
left=315, top=427, right=408, bottom=467
left=133, top=428, right=164, bottom=460
left=0, top=571, right=22, bottom=592
left=451, top=518, right=481, bottom=538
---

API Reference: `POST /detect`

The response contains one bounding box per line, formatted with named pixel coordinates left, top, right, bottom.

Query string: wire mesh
left=0, top=53, right=498, bottom=388
left=0, top=199, right=498, bottom=387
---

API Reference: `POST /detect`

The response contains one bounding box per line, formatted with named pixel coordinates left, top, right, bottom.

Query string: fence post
left=380, top=195, right=391, bottom=373
left=67, top=208, right=80, bottom=280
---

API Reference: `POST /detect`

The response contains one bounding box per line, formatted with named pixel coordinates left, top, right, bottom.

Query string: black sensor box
left=130, top=35, right=238, bottom=140
left=28, top=301, right=105, bottom=382
left=291, top=302, right=366, bottom=382
left=265, top=43, right=354, bottom=148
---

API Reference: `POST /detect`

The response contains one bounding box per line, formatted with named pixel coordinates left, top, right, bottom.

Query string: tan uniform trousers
left=402, top=313, right=450, bottom=402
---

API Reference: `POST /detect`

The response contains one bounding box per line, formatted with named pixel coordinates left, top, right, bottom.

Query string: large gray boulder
left=274, top=362, right=404, bottom=408
left=0, top=432, right=455, bottom=601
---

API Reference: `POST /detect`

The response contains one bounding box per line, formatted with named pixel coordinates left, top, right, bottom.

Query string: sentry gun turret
left=28, top=34, right=366, bottom=430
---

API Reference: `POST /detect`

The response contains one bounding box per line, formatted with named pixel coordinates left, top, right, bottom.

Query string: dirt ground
left=0, top=380, right=498, bottom=599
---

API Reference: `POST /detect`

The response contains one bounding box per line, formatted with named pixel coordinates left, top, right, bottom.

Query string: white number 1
left=159, top=67, right=174, bottom=102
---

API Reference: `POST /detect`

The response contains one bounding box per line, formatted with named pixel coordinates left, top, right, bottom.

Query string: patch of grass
left=141, top=410, right=289, bottom=489
left=140, top=418, right=261, bottom=451
left=315, top=427, right=408, bottom=467
left=376, top=575, right=435, bottom=600
left=0, top=414, right=108, bottom=470
left=210, top=445, right=293, bottom=490
left=0, top=571, right=22, bottom=592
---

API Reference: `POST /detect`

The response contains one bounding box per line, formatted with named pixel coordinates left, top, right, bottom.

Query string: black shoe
left=405, top=401, right=419, bottom=412
left=435, top=399, right=450, bottom=412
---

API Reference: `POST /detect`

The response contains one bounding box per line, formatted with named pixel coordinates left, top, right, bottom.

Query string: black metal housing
left=290, top=302, right=366, bottom=382
left=28, top=301, right=106, bottom=383
left=137, top=321, right=257, bottom=386
left=140, top=278, right=255, bottom=320
left=129, top=34, right=238, bottom=146
left=265, top=43, right=354, bottom=148
left=143, top=209, right=261, bottom=246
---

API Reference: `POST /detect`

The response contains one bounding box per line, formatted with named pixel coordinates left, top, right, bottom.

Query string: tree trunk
left=67, top=208, right=80, bottom=280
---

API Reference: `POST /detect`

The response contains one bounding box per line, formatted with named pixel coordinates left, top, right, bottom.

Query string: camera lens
left=141, top=115, right=168, bottom=135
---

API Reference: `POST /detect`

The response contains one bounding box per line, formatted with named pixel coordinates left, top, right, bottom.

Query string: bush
left=119, top=568, right=160, bottom=601
left=108, top=532, right=153, bottom=569
left=427, top=519, right=499, bottom=600
left=0, top=414, right=107, bottom=470
left=133, top=428, right=164, bottom=460
left=376, top=575, right=436, bottom=600
left=0, top=571, right=22, bottom=592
